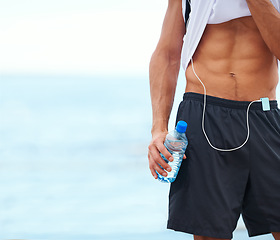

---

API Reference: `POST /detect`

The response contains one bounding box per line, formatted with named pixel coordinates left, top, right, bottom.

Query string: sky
left=0, top=0, right=167, bottom=76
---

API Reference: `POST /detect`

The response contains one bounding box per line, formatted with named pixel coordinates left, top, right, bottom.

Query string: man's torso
left=184, top=16, right=279, bottom=101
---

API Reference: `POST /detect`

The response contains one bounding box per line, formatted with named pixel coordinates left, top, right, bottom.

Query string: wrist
left=151, top=117, right=169, bottom=136
left=151, top=126, right=168, bottom=136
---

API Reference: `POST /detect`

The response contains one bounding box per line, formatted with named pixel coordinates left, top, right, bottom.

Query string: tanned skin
left=148, top=0, right=280, bottom=239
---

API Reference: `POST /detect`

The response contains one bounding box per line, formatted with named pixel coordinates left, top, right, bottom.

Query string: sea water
left=0, top=75, right=158, bottom=239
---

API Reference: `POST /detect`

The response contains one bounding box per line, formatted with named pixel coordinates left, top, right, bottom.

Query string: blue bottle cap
left=176, top=120, right=188, bottom=133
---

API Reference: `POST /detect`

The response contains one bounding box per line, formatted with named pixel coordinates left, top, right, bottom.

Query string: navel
left=229, top=72, right=236, bottom=78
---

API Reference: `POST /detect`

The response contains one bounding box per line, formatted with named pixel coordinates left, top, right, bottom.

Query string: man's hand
left=148, top=130, right=186, bottom=179
left=148, top=131, right=172, bottom=179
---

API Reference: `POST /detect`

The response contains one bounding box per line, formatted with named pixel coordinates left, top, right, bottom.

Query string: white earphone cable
left=190, top=58, right=261, bottom=152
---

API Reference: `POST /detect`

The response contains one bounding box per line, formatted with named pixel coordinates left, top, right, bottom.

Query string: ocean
left=0, top=74, right=277, bottom=240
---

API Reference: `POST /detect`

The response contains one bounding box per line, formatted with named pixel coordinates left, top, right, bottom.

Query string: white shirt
left=208, top=0, right=251, bottom=24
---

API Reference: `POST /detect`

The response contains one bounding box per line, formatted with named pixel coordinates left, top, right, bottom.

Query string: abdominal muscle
left=185, top=16, right=279, bottom=101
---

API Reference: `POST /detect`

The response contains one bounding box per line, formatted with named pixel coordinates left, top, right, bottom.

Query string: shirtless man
left=148, top=0, right=280, bottom=239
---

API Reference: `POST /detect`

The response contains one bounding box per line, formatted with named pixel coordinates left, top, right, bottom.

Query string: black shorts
left=167, top=92, right=280, bottom=239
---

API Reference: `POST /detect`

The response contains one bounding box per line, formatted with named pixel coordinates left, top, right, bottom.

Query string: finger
left=183, top=154, right=186, bottom=159
left=149, top=145, right=171, bottom=172
left=153, top=163, right=168, bottom=177
left=148, top=151, right=168, bottom=177
left=157, top=143, right=174, bottom=162
left=149, top=166, right=158, bottom=179
left=149, top=165, right=158, bottom=179
left=148, top=152, right=158, bottom=179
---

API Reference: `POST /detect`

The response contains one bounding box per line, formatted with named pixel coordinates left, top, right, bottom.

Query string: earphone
left=190, top=58, right=269, bottom=152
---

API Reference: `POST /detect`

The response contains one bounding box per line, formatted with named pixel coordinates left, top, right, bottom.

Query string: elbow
left=150, top=48, right=181, bottom=70
left=275, top=50, right=280, bottom=61
left=166, top=45, right=182, bottom=67
left=267, top=38, right=280, bottom=60
left=271, top=50, right=280, bottom=61
left=269, top=44, right=280, bottom=60
left=168, top=52, right=182, bottom=68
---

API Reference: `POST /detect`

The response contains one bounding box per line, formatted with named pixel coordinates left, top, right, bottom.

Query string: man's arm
left=246, top=0, right=280, bottom=59
left=148, top=0, right=186, bottom=179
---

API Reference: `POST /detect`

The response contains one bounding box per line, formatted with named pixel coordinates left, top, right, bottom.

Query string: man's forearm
left=149, top=50, right=180, bottom=134
left=246, top=0, right=280, bottom=59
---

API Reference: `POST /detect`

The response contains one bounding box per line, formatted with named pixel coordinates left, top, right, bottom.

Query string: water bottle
left=157, top=120, right=188, bottom=183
